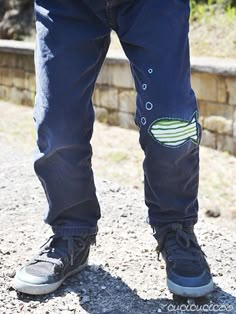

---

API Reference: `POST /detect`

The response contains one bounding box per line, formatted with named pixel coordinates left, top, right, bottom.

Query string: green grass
left=225, top=5, right=236, bottom=21
left=190, top=0, right=236, bottom=21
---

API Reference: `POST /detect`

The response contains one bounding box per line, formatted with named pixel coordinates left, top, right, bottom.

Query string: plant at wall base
left=190, top=0, right=236, bottom=21
left=225, top=4, right=236, bottom=20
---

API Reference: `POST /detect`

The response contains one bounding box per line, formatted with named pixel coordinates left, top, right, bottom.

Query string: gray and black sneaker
left=14, top=234, right=96, bottom=295
left=153, top=223, right=214, bottom=297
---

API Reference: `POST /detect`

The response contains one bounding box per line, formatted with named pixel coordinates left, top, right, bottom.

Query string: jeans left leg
left=117, top=0, right=201, bottom=227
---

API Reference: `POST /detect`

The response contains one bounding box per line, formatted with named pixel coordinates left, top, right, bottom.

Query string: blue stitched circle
left=148, top=68, right=153, bottom=74
left=142, top=84, right=147, bottom=90
left=145, top=102, right=153, bottom=110
left=141, top=117, right=147, bottom=125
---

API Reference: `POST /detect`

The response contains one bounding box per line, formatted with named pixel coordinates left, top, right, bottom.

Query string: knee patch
left=148, top=111, right=200, bottom=148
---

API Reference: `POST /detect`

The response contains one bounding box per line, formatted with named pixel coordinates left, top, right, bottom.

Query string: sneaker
left=14, top=234, right=96, bottom=295
left=153, top=223, right=214, bottom=297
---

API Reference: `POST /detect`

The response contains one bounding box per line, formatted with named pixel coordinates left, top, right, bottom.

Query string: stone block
left=9, top=86, right=23, bottom=104
left=9, top=87, right=34, bottom=106
left=118, top=112, right=136, bottom=130
left=200, top=130, right=216, bottom=149
left=12, top=69, right=26, bottom=89
left=92, top=88, right=99, bottom=106
left=97, top=62, right=134, bottom=89
left=216, top=135, right=236, bottom=155
left=23, top=55, right=35, bottom=73
left=204, top=116, right=232, bottom=135
left=0, top=53, right=20, bottom=68
left=0, top=85, right=10, bottom=100
left=14, top=54, right=28, bottom=70
left=93, top=86, right=118, bottom=110
left=199, top=116, right=205, bottom=128
left=0, top=53, right=11, bottom=67
left=107, top=111, right=119, bottom=126
left=0, top=67, right=29, bottom=89
left=0, top=52, right=35, bottom=72
left=226, top=78, right=236, bottom=105
left=192, top=72, right=227, bottom=103
left=119, top=90, right=136, bottom=114
left=94, top=106, right=109, bottom=123
left=25, top=72, right=36, bottom=92
left=233, top=111, right=236, bottom=137
left=198, top=100, right=234, bottom=120
left=0, top=67, right=12, bottom=86
left=21, top=90, right=35, bottom=106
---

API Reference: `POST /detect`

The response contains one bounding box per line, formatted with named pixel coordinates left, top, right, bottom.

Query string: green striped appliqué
left=148, top=112, right=200, bottom=148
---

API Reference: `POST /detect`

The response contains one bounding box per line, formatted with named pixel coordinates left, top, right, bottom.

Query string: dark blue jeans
left=34, top=0, right=201, bottom=236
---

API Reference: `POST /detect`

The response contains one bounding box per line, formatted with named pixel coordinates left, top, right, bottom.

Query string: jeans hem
left=52, top=225, right=98, bottom=236
left=147, top=216, right=198, bottom=228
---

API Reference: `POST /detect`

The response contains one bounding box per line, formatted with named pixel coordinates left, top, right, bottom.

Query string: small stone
left=6, top=270, right=16, bottom=278
left=89, top=264, right=101, bottom=272
left=0, top=249, right=10, bottom=255
left=58, top=305, right=68, bottom=311
left=68, top=304, right=76, bottom=311
left=19, top=303, right=24, bottom=311
left=80, top=295, right=90, bottom=305
left=205, top=208, right=221, bottom=218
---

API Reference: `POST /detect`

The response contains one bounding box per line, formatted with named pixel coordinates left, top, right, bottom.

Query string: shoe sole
left=167, top=278, right=214, bottom=297
left=13, top=259, right=88, bottom=295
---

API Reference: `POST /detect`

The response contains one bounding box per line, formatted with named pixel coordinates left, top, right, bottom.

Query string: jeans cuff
left=147, top=216, right=198, bottom=228
left=52, top=225, right=98, bottom=237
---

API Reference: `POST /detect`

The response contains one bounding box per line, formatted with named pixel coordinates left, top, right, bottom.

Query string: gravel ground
left=0, top=142, right=236, bottom=313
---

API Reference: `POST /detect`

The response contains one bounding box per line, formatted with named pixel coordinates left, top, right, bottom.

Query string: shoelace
left=34, top=235, right=86, bottom=266
left=154, top=223, right=205, bottom=262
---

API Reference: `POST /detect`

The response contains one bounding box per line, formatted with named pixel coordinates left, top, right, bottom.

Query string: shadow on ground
left=16, top=266, right=235, bottom=314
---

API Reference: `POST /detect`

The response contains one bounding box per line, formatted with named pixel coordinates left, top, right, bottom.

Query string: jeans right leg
left=34, top=0, right=111, bottom=236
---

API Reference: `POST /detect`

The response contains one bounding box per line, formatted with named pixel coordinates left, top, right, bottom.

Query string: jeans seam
left=105, top=0, right=116, bottom=29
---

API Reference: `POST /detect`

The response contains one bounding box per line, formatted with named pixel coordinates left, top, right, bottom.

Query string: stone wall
left=190, top=58, right=236, bottom=154
left=0, top=40, right=35, bottom=105
left=1, top=40, right=236, bottom=155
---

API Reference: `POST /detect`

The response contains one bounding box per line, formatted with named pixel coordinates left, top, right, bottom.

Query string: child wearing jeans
left=14, top=0, right=213, bottom=297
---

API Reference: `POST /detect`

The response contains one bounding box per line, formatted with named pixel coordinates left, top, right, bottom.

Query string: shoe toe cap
left=15, top=266, right=55, bottom=285
left=169, top=269, right=213, bottom=288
